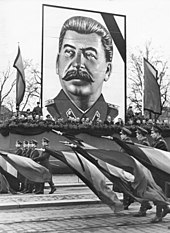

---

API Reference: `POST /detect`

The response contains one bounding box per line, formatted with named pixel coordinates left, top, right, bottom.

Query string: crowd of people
left=15, top=137, right=56, bottom=195
left=115, top=124, right=170, bottom=223
left=1, top=110, right=170, bottom=223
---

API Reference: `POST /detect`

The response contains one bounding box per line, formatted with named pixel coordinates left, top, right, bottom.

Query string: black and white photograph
left=0, top=0, right=170, bottom=232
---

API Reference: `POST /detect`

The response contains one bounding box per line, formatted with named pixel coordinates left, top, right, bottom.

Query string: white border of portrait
left=42, top=4, right=126, bottom=122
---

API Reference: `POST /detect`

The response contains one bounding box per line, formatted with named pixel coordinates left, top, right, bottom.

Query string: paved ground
left=0, top=174, right=170, bottom=232
left=0, top=174, right=113, bottom=209
left=1, top=202, right=170, bottom=232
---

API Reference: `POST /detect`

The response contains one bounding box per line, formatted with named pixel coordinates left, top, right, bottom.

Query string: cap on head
left=136, top=126, right=148, bottom=136
left=23, top=140, right=28, bottom=144
left=32, top=139, right=38, bottom=145
left=121, top=127, right=132, bottom=136
left=16, top=140, right=22, bottom=145
left=42, top=137, right=49, bottom=143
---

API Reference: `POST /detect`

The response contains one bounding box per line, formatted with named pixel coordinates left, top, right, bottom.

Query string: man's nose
left=73, top=50, right=84, bottom=68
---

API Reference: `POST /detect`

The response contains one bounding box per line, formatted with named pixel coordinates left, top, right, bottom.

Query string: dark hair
left=58, top=16, right=113, bottom=62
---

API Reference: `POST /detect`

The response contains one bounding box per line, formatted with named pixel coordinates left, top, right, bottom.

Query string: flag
left=0, top=155, right=19, bottom=191
left=112, top=136, right=170, bottom=192
left=69, top=143, right=168, bottom=205
left=46, top=147, right=123, bottom=212
left=13, top=46, right=26, bottom=106
left=52, top=130, right=168, bottom=204
left=0, top=151, right=51, bottom=183
left=143, top=58, right=162, bottom=114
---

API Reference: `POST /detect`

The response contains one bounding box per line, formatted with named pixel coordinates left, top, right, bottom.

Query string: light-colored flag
left=0, top=151, right=51, bottom=183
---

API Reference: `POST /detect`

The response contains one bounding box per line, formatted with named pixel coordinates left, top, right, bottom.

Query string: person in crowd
left=150, top=125, right=170, bottom=223
left=115, top=117, right=124, bottom=126
left=15, top=140, right=23, bottom=156
left=19, top=140, right=30, bottom=193
left=32, top=102, right=42, bottom=119
left=26, top=140, right=33, bottom=158
left=136, top=126, right=150, bottom=146
left=45, top=114, right=53, bottom=121
left=112, top=127, right=134, bottom=210
left=22, top=140, right=30, bottom=158
left=45, top=15, right=118, bottom=122
left=15, top=140, right=25, bottom=192
left=23, top=140, right=40, bottom=194
left=24, top=109, right=32, bottom=119
left=120, top=127, right=134, bottom=209
left=34, top=137, right=56, bottom=194
left=104, top=115, right=112, bottom=125
left=151, top=125, right=169, bottom=151
left=126, top=106, right=134, bottom=123
left=133, top=126, right=152, bottom=217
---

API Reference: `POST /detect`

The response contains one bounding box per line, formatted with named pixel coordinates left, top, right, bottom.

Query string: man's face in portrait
left=56, top=30, right=112, bottom=101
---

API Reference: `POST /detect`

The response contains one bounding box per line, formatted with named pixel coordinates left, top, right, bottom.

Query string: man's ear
left=104, top=63, right=112, bottom=81
left=56, top=54, right=59, bottom=74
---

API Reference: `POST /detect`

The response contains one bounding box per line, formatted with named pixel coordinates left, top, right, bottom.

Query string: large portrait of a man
left=42, top=5, right=126, bottom=123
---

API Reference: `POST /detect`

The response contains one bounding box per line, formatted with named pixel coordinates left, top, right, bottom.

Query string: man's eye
left=64, top=49, right=75, bottom=57
left=84, top=52, right=97, bottom=60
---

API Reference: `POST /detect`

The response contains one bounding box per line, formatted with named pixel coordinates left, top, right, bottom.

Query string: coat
left=152, top=136, right=168, bottom=151
left=34, top=149, right=51, bottom=171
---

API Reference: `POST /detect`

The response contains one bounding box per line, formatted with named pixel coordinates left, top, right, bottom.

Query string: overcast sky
left=0, top=0, right=170, bottom=118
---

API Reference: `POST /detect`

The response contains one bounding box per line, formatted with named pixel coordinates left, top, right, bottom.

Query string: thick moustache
left=63, top=69, right=94, bottom=83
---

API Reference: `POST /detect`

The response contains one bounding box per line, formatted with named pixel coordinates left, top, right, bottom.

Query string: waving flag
left=46, top=147, right=123, bottom=212
left=13, top=46, right=26, bottom=107
left=69, top=143, right=168, bottom=205
left=143, top=58, right=162, bottom=114
left=0, top=155, right=19, bottom=191
left=52, top=131, right=168, bottom=204
left=0, top=151, right=51, bottom=183
left=112, top=136, right=170, bottom=192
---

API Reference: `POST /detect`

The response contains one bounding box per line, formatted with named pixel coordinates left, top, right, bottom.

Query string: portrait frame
left=41, top=4, right=126, bottom=122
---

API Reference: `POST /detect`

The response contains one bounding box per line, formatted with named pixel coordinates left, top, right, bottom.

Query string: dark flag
left=13, top=46, right=26, bottom=107
left=112, top=136, right=170, bottom=192
left=143, top=58, right=162, bottom=114
left=52, top=131, right=168, bottom=205
left=69, top=142, right=168, bottom=205
left=46, top=147, right=123, bottom=212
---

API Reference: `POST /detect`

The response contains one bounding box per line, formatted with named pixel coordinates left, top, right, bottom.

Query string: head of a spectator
left=15, top=140, right=22, bottom=148
left=46, top=114, right=52, bottom=120
left=42, top=137, right=49, bottom=148
left=115, top=117, right=124, bottom=126
left=106, top=115, right=112, bottom=123
left=29, top=140, right=33, bottom=148
left=120, top=127, right=132, bottom=141
left=35, top=115, right=39, bottom=120
left=136, top=126, right=148, bottom=141
left=32, top=140, right=38, bottom=148
left=151, top=125, right=162, bottom=140
left=23, top=140, right=29, bottom=149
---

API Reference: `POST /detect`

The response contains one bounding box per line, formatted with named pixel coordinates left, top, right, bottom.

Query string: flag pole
left=142, top=58, right=145, bottom=117
left=16, top=42, right=20, bottom=117
left=16, top=104, right=19, bottom=118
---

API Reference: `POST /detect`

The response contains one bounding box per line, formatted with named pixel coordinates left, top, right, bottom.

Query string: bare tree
left=19, top=59, right=41, bottom=111
left=0, top=65, right=16, bottom=114
left=1, top=60, right=41, bottom=116
left=127, top=41, right=170, bottom=113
